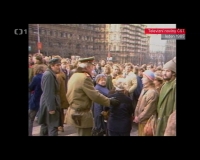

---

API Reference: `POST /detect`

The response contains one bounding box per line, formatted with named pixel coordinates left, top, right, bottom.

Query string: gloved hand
left=109, top=97, right=120, bottom=106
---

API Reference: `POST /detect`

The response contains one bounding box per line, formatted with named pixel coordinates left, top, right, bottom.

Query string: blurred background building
left=28, top=24, right=175, bottom=64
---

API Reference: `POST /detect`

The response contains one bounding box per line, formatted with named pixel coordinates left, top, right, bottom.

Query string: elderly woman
left=92, top=74, right=109, bottom=136
left=107, top=78, right=133, bottom=136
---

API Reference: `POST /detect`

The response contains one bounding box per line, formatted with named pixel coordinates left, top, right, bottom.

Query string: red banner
left=144, top=28, right=185, bottom=34
left=37, top=42, right=42, bottom=49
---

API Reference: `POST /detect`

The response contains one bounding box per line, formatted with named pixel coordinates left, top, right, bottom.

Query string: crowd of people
left=28, top=53, right=176, bottom=136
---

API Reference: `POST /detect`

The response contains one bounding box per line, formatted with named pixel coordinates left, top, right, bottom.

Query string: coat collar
left=159, top=78, right=176, bottom=106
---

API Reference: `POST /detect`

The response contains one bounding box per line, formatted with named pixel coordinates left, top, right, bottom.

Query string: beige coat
left=125, top=71, right=137, bottom=94
left=65, top=72, right=110, bottom=128
left=164, top=110, right=176, bottom=136
left=134, top=88, right=159, bottom=123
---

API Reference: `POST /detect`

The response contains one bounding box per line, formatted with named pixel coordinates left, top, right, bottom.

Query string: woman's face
left=142, top=75, right=150, bottom=86
left=98, top=78, right=106, bottom=86
left=113, top=66, right=119, bottom=74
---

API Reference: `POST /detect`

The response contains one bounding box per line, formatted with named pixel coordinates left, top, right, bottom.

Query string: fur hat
left=143, top=70, right=155, bottom=81
left=163, top=57, right=176, bottom=73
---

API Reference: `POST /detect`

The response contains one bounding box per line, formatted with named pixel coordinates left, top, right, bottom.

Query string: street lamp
left=34, top=24, right=40, bottom=53
left=37, top=24, right=40, bottom=53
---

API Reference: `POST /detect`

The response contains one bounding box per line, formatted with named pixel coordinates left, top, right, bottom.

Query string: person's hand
left=109, top=97, right=120, bottom=106
left=133, top=116, right=139, bottom=123
left=49, top=110, right=55, bottom=114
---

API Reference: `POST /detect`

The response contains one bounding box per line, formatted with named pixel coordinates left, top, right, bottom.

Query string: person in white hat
left=155, top=57, right=176, bottom=136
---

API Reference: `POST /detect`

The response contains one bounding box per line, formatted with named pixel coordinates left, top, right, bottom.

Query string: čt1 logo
left=14, top=29, right=27, bottom=35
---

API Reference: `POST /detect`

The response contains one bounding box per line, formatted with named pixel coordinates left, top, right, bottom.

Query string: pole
left=47, top=36, right=49, bottom=56
left=37, top=24, right=40, bottom=53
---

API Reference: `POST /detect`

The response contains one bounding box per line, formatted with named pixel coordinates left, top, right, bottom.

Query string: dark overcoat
left=38, top=68, right=61, bottom=127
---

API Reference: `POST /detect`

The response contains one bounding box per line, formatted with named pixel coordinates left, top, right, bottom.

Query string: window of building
left=47, top=31, right=52, bottom=36
left=99, top=46, right=101, bottom=50
left=58, top=32, right=61, bottom=37
left=53, top=31, right=57, bottom=36
left=62, top=32, right=66, bottom=37
left=114, top=45, right=116, bottom=51
left=76, top=44, right=81, bottom=49
left=41, top=29, right=45, bottom=35
left=68, top=33, right=72, bottom=38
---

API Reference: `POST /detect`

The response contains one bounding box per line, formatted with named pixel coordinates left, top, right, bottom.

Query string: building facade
left=107, top=24, right=150, bottom=64
left=29, top=24, right=150, bottom=64
left=164, top=40, right=176, bottom=62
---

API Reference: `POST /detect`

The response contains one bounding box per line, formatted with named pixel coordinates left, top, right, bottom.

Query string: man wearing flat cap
left=38, top=58, right=62, bottom=136
left=155, top=57, right=176, bottom=136
left=65, top=56, right=120, bottom=136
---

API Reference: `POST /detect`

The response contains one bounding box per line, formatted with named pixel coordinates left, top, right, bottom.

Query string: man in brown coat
left=65, top=57, right=120, bottom=136
left=53, top=56, right=69, bottom=132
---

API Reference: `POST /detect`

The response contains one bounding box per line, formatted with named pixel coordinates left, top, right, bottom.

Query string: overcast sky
left=145, top=24, right=176, bottom=52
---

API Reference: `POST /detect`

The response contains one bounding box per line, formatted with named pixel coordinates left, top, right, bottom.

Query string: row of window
left=29, top=27, right=95, bottom=41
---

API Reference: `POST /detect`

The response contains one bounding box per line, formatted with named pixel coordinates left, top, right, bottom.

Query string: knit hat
left=95, top=74, right=107, bottom=83
left=163, top=57, right=176, bottom=73
left=143, top=70, right=155, bottom=81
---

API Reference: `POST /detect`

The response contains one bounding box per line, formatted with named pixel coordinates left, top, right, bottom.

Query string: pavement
left=32, top=120, right=138, bottom=136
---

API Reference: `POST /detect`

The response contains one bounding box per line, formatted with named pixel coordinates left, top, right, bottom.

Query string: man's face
left=162, top=69, right=174, bottom=81
left=147, top=65, right=151, bottom=70
left=125, top=66, right=131, bottom=73
left=138, top=70, right=143, bottom=77
left=86, top=64, right=94, bottom=75
left=61, top=63, right=67, bottom=70
left=51, top=63, right=61, bottom=74
left=101, top=60, right=105, bottom=67
left=32, top=57, right=37, bottom=63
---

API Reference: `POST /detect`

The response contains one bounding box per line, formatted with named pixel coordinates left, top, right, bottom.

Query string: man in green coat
left=65, top=57, right=120, bottom=136
left=155, top=57, right=176, bottom=136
